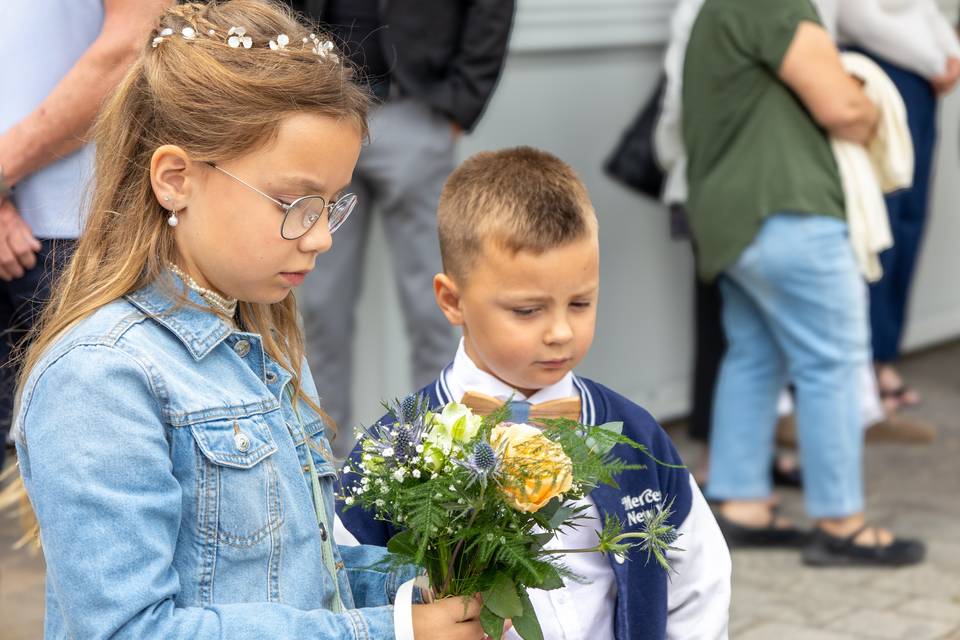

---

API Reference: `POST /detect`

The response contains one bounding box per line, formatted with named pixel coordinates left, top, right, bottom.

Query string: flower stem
left=438, top=488, right=484, bottom=596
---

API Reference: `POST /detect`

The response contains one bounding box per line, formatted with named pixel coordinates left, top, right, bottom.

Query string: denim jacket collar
left=125, top=272, right=234, bottom=361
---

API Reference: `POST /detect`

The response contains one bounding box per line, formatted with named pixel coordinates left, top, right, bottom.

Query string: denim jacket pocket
left=190, top=414, right=284, bottom=548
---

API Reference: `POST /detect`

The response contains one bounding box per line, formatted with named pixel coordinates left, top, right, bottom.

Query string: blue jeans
left=707, top=214, right=869, bottom=518
left=0, top=239, right=75, bottom=468
left=866, top=58, right=937, bottom=362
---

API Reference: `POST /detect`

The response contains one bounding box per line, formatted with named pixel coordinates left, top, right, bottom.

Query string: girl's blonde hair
left=18, top=0, right=369, bottom=423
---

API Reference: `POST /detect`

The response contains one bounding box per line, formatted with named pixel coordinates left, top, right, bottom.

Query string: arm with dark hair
left=0, top=0, right=171, bottom=281
left=0, top=0, right=170, bottom=188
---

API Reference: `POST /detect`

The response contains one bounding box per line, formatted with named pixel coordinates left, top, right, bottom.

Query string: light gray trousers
left=299, top=97, right=458, bottom=441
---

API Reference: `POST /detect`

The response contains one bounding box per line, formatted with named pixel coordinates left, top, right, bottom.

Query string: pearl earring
left=164, top=196, right=179, bottom=227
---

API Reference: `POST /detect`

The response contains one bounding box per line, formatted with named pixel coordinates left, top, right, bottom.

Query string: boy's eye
left=512, top=307, right=539, bottom=317
left=570, top=301, right=592, bottom=310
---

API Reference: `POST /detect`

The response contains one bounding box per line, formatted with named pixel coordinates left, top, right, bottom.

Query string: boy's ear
left=433, top=273, right=464, bottom=326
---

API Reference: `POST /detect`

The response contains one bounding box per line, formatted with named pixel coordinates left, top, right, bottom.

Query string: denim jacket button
left=265, top=371, right=278, bottom=383
left=233, top=340, right=251, bottom=357
left=234, top=432, right=251, bottom=452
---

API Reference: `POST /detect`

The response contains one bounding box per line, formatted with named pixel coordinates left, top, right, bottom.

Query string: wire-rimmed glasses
left=207, top=162, right=357, bottom=239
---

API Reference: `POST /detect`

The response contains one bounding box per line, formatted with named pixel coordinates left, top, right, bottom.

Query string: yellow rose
left=491, top=423, right=573, bottom=513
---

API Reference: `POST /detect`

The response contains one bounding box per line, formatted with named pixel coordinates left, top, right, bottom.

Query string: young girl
left=10, top=2, right=484, bottom=638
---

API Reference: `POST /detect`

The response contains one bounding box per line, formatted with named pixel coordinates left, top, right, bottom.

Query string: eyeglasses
left=206, top=162, right=357, bottom=240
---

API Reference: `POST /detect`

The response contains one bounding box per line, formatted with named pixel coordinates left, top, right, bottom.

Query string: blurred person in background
left=836, top=0, right=960, bottom=417
left=287, top=0, right=515, bottom=454
left=0, top=0, right=171, bottom=470
left=683, top=0, right=925, bottom=566
left=657, top=0, right=950, bottom=493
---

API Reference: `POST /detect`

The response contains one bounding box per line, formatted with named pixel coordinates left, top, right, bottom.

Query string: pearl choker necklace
left=168, top=264, right=238, bottom=318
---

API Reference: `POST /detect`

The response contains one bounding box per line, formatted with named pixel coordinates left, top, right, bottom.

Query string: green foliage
left=512, top=590, right=544, bottom=640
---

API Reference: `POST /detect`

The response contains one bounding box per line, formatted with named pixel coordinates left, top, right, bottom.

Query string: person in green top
left=683, top=0, right=924, bottom=567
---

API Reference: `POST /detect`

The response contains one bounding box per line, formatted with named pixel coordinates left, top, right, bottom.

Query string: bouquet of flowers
left=341, top=396, right=681, bottom=640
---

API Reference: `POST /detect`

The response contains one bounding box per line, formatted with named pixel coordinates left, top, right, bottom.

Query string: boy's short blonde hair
left=438, top=146, right=596, bottom=281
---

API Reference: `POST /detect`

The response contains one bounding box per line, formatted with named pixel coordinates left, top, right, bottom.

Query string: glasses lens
left=328, top=193, right=357, bottom=233
left=281, top=196, right=328, bottom=240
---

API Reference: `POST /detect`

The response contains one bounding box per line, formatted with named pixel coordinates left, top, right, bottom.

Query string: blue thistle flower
left=454, top=440, right=504, bottom=488
left=660, top=528, right=679, bottom=546
left=473, top=441, right=496, bottom=470
left=400, top=394, right=419, bottom=423
left=359, top=394, right=431, bottom=461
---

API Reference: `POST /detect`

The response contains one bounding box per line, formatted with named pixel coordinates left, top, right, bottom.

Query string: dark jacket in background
left=292, top=0, right=515, bottom=131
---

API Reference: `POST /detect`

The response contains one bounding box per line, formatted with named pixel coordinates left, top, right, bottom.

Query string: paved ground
left=0, top=342, right=958, bottom=639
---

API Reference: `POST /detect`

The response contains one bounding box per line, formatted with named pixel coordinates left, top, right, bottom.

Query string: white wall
left=348, top=0, right=960, bottom=431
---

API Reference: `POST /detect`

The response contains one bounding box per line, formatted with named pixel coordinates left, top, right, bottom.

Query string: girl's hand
left=412, top=594, right=484, bottom=640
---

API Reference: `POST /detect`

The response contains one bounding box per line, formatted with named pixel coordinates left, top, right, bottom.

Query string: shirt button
left=233, top=340, right=251, bottom=357
left=234, top=432, right=251, bottom=452
left=265, top=371, right=278, bottom=383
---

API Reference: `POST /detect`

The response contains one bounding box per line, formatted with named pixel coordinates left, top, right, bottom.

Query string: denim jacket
left=13, top=275, right=413, bottom=639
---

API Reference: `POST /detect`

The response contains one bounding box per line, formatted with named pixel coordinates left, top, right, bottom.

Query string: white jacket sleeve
left=927, top=0, right=960, bottom=60
left=665, top=476, right=732, bottom=640
left=653, top=0, right=706, bottom=206
left=838, top=0, right=949, bottom=78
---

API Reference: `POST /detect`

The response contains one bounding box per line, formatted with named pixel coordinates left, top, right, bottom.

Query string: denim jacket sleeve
left=16, top=344, right=398, bottom=640
left=338, top=544, right=422, bottom=608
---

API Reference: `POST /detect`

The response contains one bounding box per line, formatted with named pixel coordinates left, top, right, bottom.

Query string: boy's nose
left=545, top=314, right=574, bottom=344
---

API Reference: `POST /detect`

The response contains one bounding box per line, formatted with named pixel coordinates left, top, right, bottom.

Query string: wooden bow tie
left=460, top=390, right=581, bottom=422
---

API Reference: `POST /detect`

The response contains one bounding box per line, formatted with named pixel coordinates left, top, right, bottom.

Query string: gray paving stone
left=897, top=597, right=960, bottom=624
left=737, top=622, right=862, bottom=640
left=865, top=566, right=960, bottom=599
left=825, top=609, right=956, bottom=640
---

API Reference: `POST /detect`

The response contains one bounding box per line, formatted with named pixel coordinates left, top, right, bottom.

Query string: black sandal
left=802, top=524, right=925, bottom=567
left=771, top=458, right=803, bottom=489
left=879, top=385, right=921, bottom=407
left=715, top=507, right=808, bottom=548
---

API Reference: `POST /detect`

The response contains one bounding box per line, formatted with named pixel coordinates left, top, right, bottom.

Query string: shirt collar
left=125, top=271, right=234, bottom=361
left=446, top=339, right=576, bottom=405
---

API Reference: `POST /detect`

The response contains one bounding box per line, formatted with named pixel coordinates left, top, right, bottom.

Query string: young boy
left=337, top=147, right=731, bottom=639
